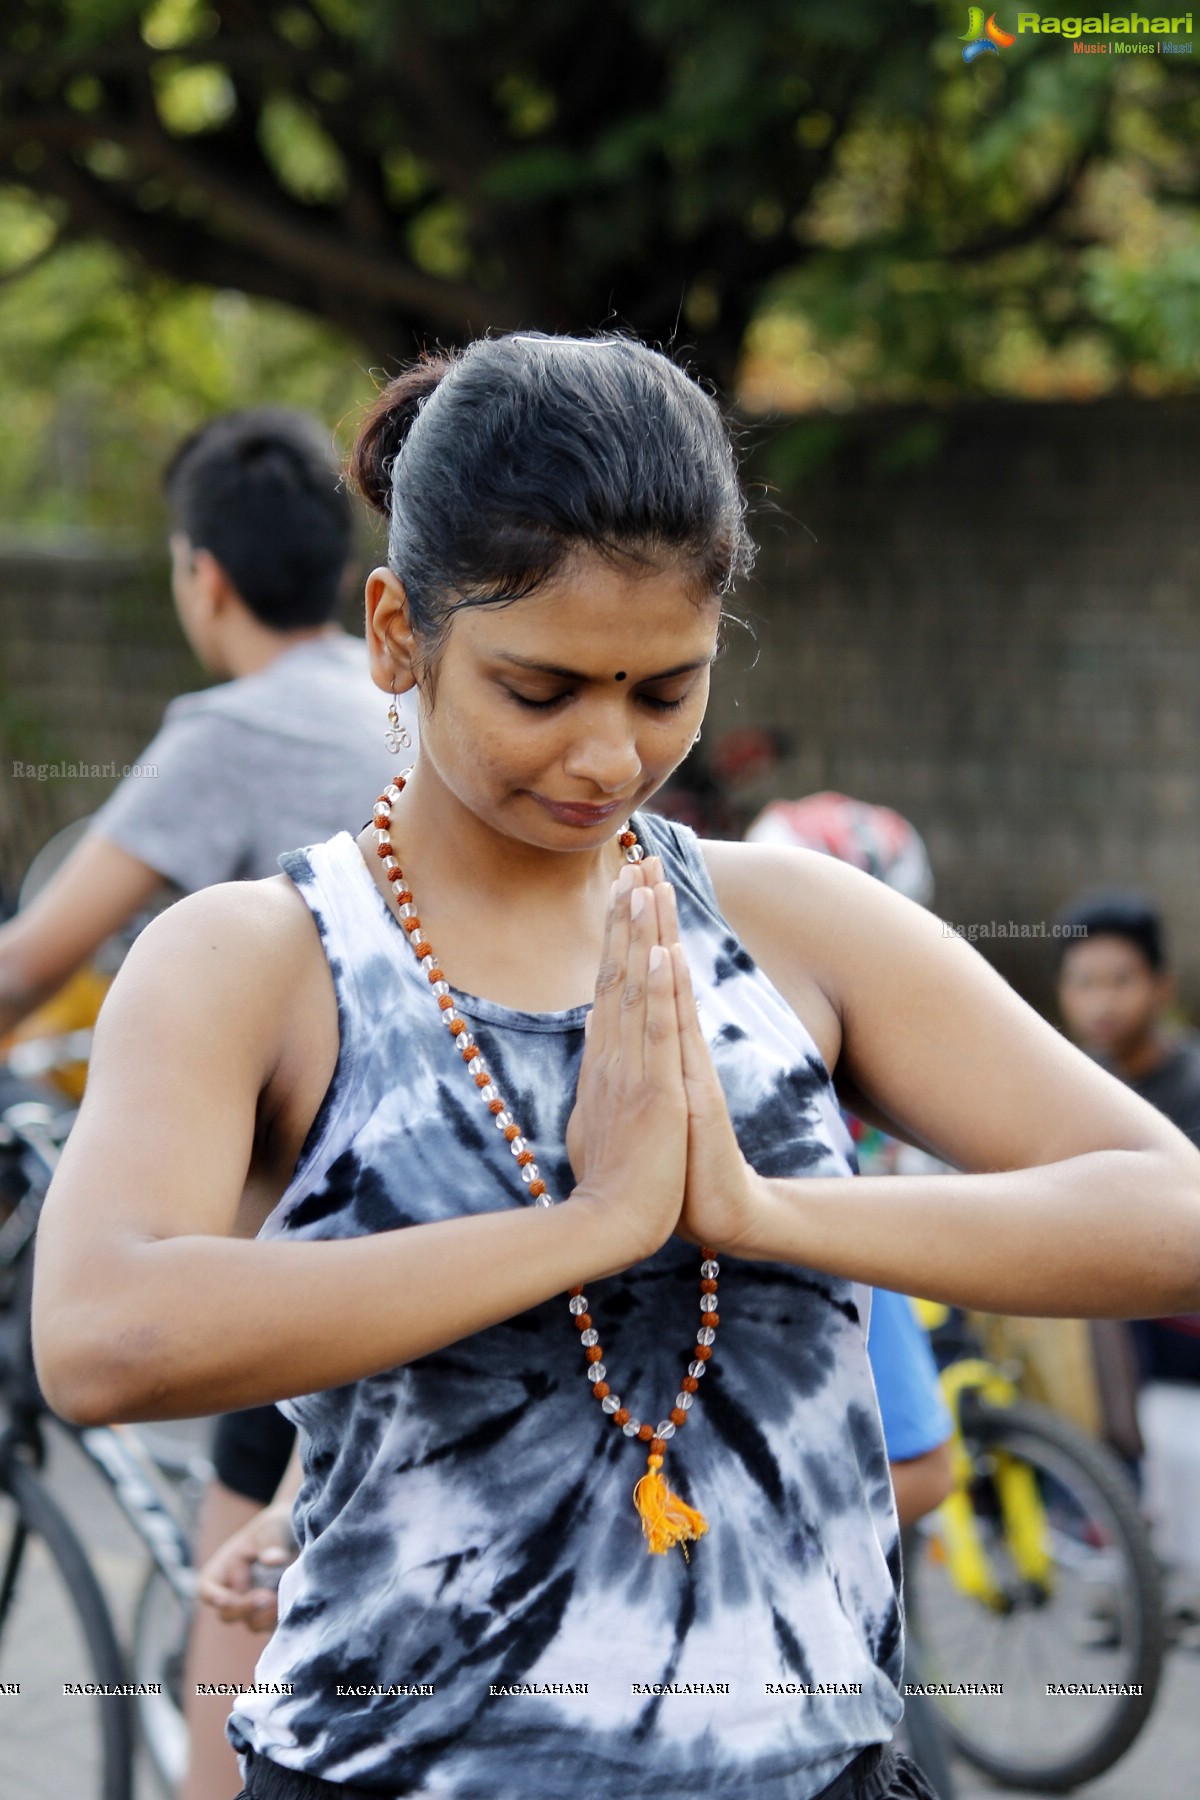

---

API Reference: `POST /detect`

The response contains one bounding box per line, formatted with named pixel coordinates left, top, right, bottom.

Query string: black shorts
left=212, top=1405, right=297, bottom=1506
left=234, top=1742, right=943, bottom=1800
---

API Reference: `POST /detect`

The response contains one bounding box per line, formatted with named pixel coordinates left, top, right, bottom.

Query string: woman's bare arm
left=689, top=842, right=1200, bottom=1318
left=33, top=863, right=687, bottom=1424
left=0, top=831, right=164, bottom=1036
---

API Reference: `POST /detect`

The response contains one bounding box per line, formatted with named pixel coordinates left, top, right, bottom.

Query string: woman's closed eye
left=505, top=688, right=573, bottom=711
left=503, top=685, right=693, bottom=714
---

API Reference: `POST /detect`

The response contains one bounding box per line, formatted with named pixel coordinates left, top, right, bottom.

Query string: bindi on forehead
left=614, top=671, right=626, bottom=682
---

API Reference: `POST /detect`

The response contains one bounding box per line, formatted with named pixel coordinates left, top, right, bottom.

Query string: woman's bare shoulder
left=94, top=871, right=331, bottom=1083
left=119, top=872, right=322, bottom=982
left=694, top=838, right=872, bottom=1068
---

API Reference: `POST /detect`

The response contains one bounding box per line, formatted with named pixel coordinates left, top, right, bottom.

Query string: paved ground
left=949, top=1649, right=1195, bottom=1799
left=3, top=1415, right=1197, bottom=1800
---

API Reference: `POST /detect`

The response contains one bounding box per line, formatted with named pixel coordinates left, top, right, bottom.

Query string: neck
left=1112, top=1028, right=1171, bottom=1083
left=215, top=620, right=338, bottom=680
left=364, top=757, right=640, bottom=1012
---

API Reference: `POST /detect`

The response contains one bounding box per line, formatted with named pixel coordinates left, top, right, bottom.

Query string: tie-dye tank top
left=228, top=812, right=904, bottom=1798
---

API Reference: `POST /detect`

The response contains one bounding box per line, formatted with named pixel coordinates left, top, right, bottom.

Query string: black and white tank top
left=228, top=812, right=904, bottom=1798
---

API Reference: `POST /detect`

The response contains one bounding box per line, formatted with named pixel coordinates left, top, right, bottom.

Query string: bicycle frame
left=72, top=1423, right=197, bottom=1604
left=935, top=1356, right=1055, bottom=1609
left=910, top=1300, right=1056, bottom=1611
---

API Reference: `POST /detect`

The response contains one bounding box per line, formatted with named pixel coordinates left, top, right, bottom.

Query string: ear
left=365, top=567, right=419, bottom=695
left=191, top=547, right=240, bottom=619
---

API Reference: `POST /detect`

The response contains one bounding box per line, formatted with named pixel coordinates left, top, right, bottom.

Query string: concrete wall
left=3, top=395, right=1199, bottom=1008
left=693, top=395, right=1200, bottom=1008
left=1, top=548, right=196, bottom=894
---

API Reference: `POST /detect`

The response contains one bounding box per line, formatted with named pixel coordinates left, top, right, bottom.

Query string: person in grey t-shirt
left=0, top=407, right=414, bottom=1800
left=0, top=408, right=411, bottom=1033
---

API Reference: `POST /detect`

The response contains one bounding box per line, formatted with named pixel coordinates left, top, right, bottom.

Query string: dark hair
left=164, top=408, right=352, bottom=629
left=1054, top=890, right=1166, bottom=973
left=349, top=333, right=754, bottom=661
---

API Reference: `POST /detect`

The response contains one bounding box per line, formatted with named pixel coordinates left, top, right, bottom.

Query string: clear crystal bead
left=385, top=784, right=402, bottom=803
left=688, top=1360, right=707, bottom=1379
left=701, top=1259, right=719, bottom=1279
left=467, top=1057, right=484, bottom=1076
left=626, top=844, right=644, bottom=863
left=568, top=1296, right=588, bottom=1315
left=421, top=955, right=435, bottom=973
left=383, top=855, right=398, bottom=872
left=374, top=828, right=389, bottom=845
left=430, top=979, right=450, bottom=997
left=697, top=1326, right=716, bottom=1346
left=700, top=1294, right=718, bottom=1312
left=580, top=1328, right=599, bottom=1347
left=675, top=1391, right=694, bottom=1410
left=398, top=903, right=416, bottom=920
left=601, top=1394, right=622, bottom=1414
left=622, top=1419, right=642, bottom=1437
left=509, top=1136, right=526, bottom=1157
left=587, top=1363, right=606, bottom=1383
left=520, top=1163, right=540, bottom=1184
left=479, top=1083, right=498, bottom=1102
left=455, top=1030, right=471, bottom=1050
left=655, top=1420, right=676, bottom=1440
left=535, top=1193, right=553, bottom=1208
left=494, top=1110, right=514, bottom=1130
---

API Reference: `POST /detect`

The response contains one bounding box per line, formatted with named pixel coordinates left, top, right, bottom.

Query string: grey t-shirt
left=92, top=634, right=405, bottom=891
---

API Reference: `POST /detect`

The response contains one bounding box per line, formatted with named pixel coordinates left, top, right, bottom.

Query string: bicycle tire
left=905, top=1397, right=1165, bottom=1792
left=0, top=1454, right=135, bottom=1800
left=132, top=1560, right=191, bottom=1795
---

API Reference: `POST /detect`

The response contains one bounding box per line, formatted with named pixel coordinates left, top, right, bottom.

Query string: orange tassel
left=633, top=1455, right=709, bottom=1556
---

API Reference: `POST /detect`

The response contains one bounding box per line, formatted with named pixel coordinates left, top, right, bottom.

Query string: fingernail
left=649, top=944, right=666, bottom=971
left=630, top=888, right=647, bottom=919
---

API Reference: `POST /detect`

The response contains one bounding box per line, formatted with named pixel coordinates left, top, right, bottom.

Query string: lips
left=531, top=794, right=627, bottom=828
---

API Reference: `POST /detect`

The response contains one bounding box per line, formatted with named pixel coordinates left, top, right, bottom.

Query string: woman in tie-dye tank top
left=35, top=335, right=1200, bottom=1800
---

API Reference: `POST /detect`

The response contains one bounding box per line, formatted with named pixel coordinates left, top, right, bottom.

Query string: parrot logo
left=961, top=8, right=1017, bottom=59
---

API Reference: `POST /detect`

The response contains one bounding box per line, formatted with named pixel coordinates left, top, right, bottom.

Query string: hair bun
left=349, top=352, right=457, bottom=518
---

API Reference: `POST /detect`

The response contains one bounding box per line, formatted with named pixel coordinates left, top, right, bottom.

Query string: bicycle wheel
left=0, top=1455, right=135, bottom=1800
left=904, top=1397, right=1165, bottom=1791
left=132, top=1561, right=191, bottom=1795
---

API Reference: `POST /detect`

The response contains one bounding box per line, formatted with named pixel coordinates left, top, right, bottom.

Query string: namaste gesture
left=567, top=854, right=758, bottom=1263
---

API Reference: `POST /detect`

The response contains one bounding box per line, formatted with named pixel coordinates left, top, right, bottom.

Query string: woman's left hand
left=654, top=887, right=765, bottom=1255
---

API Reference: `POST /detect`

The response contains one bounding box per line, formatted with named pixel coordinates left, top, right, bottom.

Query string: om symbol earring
left=384, top=689, right=412, bottom=754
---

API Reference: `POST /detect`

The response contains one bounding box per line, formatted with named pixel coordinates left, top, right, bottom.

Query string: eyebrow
left=495, top=652, right=714, bottom=682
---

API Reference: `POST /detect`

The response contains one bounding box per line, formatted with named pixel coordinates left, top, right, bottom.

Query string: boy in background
left=1056, top=891, right=1200, bottom=1385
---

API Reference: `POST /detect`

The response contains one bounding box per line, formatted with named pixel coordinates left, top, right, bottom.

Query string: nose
left=562, top=706, right=642, bottom=794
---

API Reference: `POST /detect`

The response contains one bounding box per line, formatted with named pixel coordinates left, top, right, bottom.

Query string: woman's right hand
left=195, top=1501, right=298, bottom=1634
left=566, top=858, right=688, bottom=1264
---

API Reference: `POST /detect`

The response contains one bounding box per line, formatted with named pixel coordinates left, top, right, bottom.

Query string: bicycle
left=0, top=1075, right=208, bottom=1800
left=902, top=1302, right=1166, bottom=1792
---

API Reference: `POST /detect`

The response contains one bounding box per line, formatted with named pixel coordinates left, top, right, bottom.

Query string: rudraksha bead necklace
left=371, top=768, right=718, bottom=1556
